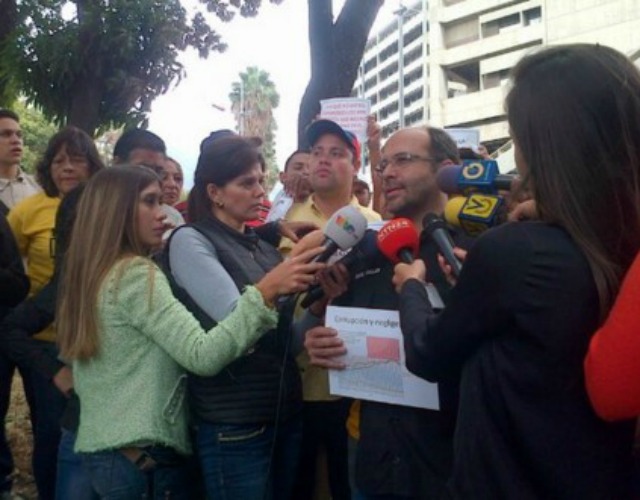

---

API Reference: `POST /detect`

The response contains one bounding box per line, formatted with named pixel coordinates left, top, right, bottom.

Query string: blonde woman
left=56, top=166, right=323, bottom=499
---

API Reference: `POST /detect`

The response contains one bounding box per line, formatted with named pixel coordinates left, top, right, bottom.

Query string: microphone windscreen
left=376, top=218, right=419, bottom=264
left=324, top=205, right=368, bottom=250
left=444, top=196, right=466, bottom=227
left=436, top=165, right=463, bottom=195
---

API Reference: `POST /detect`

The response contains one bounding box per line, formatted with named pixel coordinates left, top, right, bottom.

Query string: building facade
left=353, top=0, right=428, bottom=139
left=357, top=0, right=640, bottom=151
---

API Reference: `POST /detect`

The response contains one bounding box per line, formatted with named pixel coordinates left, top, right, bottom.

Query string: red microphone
left=376, top=218, right=419, bottom=264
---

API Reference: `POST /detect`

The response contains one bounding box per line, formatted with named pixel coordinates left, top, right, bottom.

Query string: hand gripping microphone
left=300, top=229, right=380, bottom=309
left=376, top=218, right=419, bottom=264
left=277, top=205, right=368, bottom=310
left=423, top=213, right=462, bottom=278
left=437, top=162, right=517, bottom=196
left=313, top=205, right=369, bottom=263
left=444, top=194, right=506, bottom=237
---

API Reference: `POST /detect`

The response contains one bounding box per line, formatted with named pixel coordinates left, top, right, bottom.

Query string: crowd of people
left=0, top=42, right=640, bottom=500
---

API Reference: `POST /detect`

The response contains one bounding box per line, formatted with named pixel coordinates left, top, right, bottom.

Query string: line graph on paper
left=335, top=336, right=404, bottom=398
left=327, top=306, right=440, bottom=410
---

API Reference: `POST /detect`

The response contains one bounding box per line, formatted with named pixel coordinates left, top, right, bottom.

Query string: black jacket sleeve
left=0, top=216, right=29, bottom=308
left=399, top=223, right=530, bottom=382
left=0, top=272, right=64, bottom=380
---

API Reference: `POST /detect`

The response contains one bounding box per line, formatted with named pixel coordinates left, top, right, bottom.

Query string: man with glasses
left=304, top=125, right=468, bottom=499
left=281, top=119, right=380, bottom=500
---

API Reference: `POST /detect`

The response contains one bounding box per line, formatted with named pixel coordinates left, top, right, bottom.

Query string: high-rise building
left=430, top=0, right=640, bottom=150
left=357, top=0, right=640, bottom=152
left=353, top=0, right=428, bottom=139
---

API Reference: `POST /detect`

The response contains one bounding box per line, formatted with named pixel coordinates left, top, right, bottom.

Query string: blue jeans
left=196, top=416, right=302, bottom=500
left=30, top=343, right=67, bottom=500
left=82, top=447, right=190, bottom=500
left=55, top=430, right=98, bottom=500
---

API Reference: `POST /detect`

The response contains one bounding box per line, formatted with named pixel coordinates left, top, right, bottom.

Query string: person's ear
left=206, top=183, right=224, bottom=207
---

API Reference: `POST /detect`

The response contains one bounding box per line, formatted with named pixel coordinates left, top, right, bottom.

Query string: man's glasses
left=374, top=152, right=437, bottom=174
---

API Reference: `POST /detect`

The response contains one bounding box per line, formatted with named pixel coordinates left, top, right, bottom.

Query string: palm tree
left=229, top=66, right=280, bottom=189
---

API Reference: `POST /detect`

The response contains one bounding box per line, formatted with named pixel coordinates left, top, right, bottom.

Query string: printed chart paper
left=326, top=306, right=440, bottom=410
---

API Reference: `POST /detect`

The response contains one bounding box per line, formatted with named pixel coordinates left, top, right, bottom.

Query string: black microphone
left=300, top=229, right=380, bottom=309
left=423, top=213, right=462, bottom=278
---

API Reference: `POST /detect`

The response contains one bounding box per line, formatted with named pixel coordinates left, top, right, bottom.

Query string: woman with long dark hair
left=167, top=135, right=307, bottom=499
left=392, top=44, right=640, bottom=498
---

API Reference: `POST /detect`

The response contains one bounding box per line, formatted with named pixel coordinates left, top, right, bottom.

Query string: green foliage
left=230, top=66, right=280, bottom=190
left=13, top=101, right=57, bottom=173
left=0, top=0, right=282, bottom=134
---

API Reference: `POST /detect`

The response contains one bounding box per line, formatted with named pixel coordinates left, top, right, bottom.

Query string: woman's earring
left=215, top=200, right=224, bottom=208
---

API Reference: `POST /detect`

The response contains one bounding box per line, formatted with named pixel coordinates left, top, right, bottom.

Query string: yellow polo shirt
left=279, top=195, right=380, bottom=257
left=8, top=192, right=60, bottom=342
left=280, top=195, right=381, bottom=403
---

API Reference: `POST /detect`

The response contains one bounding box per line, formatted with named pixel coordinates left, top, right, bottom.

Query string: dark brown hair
left=506, top=44, right=640, bottom=318
left=36, top=127, right=104, bottom=197
left=426, top=126, right=461, bottom=164
left=188, top=136, right=261, bottom=223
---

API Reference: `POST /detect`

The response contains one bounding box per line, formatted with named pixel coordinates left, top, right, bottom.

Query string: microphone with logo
left=444, top=194, right=506, bottom=237
left=376, top=218, right=420, bottom=264
left=312, top=205, right=369, bottom=264
left=437, top=162, right=517, bottom=196
left=277, top=205, right=368, bottom=310
left=300, top=229, right=380, bottom=309
left=423, top=213, right=462, bottom=278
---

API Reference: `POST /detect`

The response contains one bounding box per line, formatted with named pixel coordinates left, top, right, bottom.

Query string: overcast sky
left=148, top=0, right=399, bottom=188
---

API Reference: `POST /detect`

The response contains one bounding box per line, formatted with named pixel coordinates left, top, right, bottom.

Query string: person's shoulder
left=162, top=204, right=185, bottom=225
left=284, top=196, right=315, bottom=222
left=107, top=256, right=159, bottom=287
left=10, top=191, right=50, bottom=211
left=467, top=221, right=539, bottom=258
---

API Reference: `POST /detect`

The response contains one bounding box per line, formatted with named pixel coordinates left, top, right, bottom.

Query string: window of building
left=364, top=56, right=377, bottom=73
left=380, top=81, right=400, bottom=101
left=482, top=68, right=510, bottom=90
left=365, top=76, right=377, bottom=92
left=482, top=13, right=521, bottom=38
left=404, top=88, right=424, bottom=107
left=443, top=17, right=479, bottom=49
left=380, top=42, right=399, bottom=63
left=405, top=109, right=425, bottom=127
left=404, top=46, right=423, bottom=66
left=446, top=60, right=480, bottom=97
left=379, top=61, right=399, bottom=83
left=524, top=7, right=542, bottom=26
left=382, top=120, right=400, bottom=139
left=404, top=67, right=424, bottom=87
left=403, top=24, right=423, bottom=47
left=380, top=101, right=399, bottom=121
